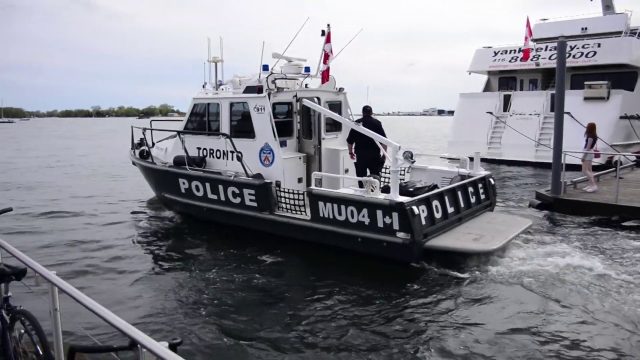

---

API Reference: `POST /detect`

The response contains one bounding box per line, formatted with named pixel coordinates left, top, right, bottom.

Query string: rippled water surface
left=1, top=117, right=639, bottom=359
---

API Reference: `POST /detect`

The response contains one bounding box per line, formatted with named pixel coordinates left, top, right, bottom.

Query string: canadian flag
left=320, top=25, right=333, bottom=84
left=522, top=16, right=533, bottom=61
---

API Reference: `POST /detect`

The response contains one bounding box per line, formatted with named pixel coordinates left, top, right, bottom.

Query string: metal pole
left=48, top=274, right=64, bottom=360
left=615, top=159, right=621, bottom=203
left=550, top=37, right=567, bottom=196
left=561, top=152, right=566, bottom=193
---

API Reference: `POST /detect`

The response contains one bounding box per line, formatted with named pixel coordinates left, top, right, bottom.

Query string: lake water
left=1, top=116, right=639, bottom=359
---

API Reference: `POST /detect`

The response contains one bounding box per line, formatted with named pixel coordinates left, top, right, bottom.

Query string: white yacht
left=447, top=0, right=640, bottom=166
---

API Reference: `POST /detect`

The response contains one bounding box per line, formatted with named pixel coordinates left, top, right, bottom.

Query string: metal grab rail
left=301, top=99, right=405, bottom=198
left=561, top=150, right=638, bottom=203
left=148, top=119, right=183, bottom=147
left=130, top=125, right=251, bottom=178
left=0, top=238, right=185, bottom=360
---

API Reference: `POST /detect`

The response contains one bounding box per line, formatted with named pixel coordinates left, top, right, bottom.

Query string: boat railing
left=311, top=172, right=382, bottom=196
left=130, top=125, right=251, bottom=177
left=148, top=119, right=183, bottom=147
left=0, top=237, right=185, bottom=360
left=301, top=99, right=406, bottom=199
left=562, top=150, right=639, bottom=202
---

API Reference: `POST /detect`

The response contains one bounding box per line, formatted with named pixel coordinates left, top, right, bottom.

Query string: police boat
left=130, top=32, right=531, bottom=263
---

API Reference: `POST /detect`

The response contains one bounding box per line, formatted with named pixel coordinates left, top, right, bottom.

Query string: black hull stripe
left=162, top=193, right=409, bottom=244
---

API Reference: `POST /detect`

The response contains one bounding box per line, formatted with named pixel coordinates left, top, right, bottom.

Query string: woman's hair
left=585, top=122, right=597, bottom=138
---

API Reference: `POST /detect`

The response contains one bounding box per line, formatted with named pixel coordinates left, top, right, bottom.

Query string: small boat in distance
left=130, top=25, right=531, bottom=263
left=448, top=0, right=640, bottom=167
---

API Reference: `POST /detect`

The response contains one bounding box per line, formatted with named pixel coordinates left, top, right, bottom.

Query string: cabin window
left=498, top=76, right=517, bottom=91
left=185, top=103, right=207, bottom=132
left=185, top=102, right=220, bottom=133
left=230, top=102, right=255, bottom=139
left=570, top=71, right=638, bottom=92
left=272, top=102, right=294, bottom=138
left=325, top=101, right=343, bottom=133
left=528, top=79, right=539, bottom=91
left=207, top=103, right=220, bottom=132
left=519, top=79, right=524, bottom=91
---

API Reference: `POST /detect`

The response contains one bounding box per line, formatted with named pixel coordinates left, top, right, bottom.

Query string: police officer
left=347, top=105, right=387, bottom=188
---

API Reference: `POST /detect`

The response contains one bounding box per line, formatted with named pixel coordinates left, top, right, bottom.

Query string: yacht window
left=570, top=71, right=638, bottom=92
left=325, top=101, right=343, bottom=133
left=528, top=79, right=539, bottom=91
left=230, top=102, right=255, bottom=139
left=498, top=76, right=517, bottom=91
left=207, top=103, right=220, bottom=132
left=272, top=102, right=294, bottom=138
left=185, top=103, right=207, bottom=132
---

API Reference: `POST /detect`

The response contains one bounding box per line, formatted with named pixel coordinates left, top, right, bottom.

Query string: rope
left=487, top=111, right=637, bottom=163
left=486, top=112, right=584, bottom=162
left=565, top=112, right=637, bottom=163
left=625, top=113, right=640, bottom=141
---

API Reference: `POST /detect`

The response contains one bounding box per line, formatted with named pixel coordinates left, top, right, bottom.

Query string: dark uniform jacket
left=346, top=116, right=386, bottom=160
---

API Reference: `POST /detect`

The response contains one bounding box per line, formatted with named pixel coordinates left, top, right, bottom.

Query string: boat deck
left=534, top=164, right=640, bottom=217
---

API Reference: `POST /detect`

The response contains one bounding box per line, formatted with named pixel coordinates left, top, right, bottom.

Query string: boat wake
left=420, top=262, right=472, bottom=279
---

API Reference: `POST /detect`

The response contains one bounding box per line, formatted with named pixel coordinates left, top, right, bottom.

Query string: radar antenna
left=594, top=0, right=616, bottom=15
left=271, top=53, right=307, bottom=63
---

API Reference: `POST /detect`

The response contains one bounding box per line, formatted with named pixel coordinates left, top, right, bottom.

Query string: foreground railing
left=0, top=238, right=184, bottom=360
left=562, top=150, right=639, bottom=203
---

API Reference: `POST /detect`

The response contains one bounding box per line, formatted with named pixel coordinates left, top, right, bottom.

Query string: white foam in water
left=621, top=220, right=640, bottom=227
left=488, top=237, right=637, bottom=284
left=421, top=262, right=471, bottom=278
left=258, top=255, right=283, bottom=264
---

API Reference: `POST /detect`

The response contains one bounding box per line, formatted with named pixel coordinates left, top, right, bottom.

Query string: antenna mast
left=207, top=37, right=222, bottom=90
left=273, top=17, right=310, bottom=69
left=207, top=38, right=212, bottom=87
left=258, top=41, right=266, bottom=80
left=220, top=36, right=224, bottom=85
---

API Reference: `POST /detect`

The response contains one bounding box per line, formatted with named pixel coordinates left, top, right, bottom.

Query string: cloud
left=1, top=0, right=639, bottom=111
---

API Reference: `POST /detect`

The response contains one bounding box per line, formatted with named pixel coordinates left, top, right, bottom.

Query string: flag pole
left=313, top=26, right=327, bottom=77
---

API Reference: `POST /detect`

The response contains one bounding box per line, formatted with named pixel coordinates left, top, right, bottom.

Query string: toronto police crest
left=259, top=143, right=275, bottom=167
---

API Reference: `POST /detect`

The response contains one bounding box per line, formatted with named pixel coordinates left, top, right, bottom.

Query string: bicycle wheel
left=8, top=309, right=54, bottom=360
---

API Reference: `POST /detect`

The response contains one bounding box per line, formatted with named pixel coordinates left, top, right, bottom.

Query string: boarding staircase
left=486, top=115, right=506, bottom=155
left=535, top=114, right=554, bottom=157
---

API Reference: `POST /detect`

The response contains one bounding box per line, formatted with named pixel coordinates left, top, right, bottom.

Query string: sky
left=1, top=0, right=640, bottom=113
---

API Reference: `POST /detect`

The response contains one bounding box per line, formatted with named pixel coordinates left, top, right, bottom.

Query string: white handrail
left=301, top=99, right=403, bottom=199
left=561, top=150, right=637, bottom=202
left=0, top=238, right=184, bottom=360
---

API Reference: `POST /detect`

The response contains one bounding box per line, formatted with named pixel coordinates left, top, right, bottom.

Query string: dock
left=534, top=162, right=640, bottom=217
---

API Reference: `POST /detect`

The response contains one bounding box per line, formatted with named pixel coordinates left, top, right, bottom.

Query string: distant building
left=421, top=108, right=454, bottom=116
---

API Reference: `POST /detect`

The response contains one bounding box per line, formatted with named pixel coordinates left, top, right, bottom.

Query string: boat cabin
left=155, top=75, right=355, bottom=193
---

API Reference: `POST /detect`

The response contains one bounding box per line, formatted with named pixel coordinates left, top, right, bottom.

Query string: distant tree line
left=0, top=104, right=183, bottom=118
